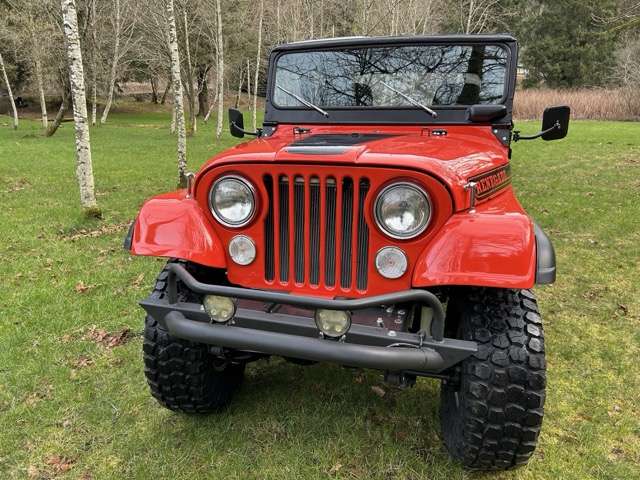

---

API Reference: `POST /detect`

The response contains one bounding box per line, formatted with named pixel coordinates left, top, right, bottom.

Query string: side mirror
left=541, top=105, right=570, bottom=141
left=513, top=105, right=570, bottom=142
left=229, top=108, right=245, bottom=138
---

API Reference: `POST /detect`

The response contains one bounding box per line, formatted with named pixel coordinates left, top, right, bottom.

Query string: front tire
left=440, top=288, right=546, bottom=470
left=142, top=263, right=244, bottom=413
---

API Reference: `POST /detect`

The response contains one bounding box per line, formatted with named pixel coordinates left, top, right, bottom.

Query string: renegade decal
left=469, top=164, right=512, bottom=200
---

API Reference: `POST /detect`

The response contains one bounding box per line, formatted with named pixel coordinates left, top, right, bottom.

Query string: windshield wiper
left=380, top=81, right=438, bottom=118
left=276, top=85, right=329, bottom=117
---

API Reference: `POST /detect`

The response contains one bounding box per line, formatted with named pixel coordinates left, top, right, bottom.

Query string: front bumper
left=140, top=264, right=477, bottom=375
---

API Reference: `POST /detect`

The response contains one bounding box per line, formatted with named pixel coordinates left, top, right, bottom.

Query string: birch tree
left=215, top=0, right=224, bottom=138
left=61, top=0, right=100, bottom=216
left=89, top=0, right=98, bottom=126
left=166, top=0, right=188, bottom=186
left=100, top=0, right=136, bottom=124
left=0, top=53, right=19, bottom=130
left=252, top=0, right=264, bottom=131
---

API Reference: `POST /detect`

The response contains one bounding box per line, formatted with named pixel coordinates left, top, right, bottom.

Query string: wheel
left=142, top=262, right=245, bottom=413
left=440, top=288, right=546, bottom=470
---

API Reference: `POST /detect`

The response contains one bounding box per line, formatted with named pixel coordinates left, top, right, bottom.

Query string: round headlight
left=209, top=175, right=256, bottom=227
left=228, top=235, right=256, bottom=265
left=374, top=182, right=431, bottom=239
left=375, top=246, right=408, bottom=279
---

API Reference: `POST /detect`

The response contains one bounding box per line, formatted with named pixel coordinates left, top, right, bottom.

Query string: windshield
left=273, top=44, right=509, bottom=109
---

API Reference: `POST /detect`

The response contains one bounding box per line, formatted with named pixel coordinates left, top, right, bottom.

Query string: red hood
left=198, top=124, right=509, bottom=210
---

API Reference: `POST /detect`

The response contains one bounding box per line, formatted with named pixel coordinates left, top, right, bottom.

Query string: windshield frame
left=264, top=35, right=518, bottom=126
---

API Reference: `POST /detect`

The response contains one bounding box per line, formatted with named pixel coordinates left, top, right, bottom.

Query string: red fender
left=412, top=193, right=536, bottom=289
left=130, top=191, right=226, bottom=268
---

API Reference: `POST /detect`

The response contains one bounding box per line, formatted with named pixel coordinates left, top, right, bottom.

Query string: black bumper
left=140, top=264, right=477, bottom=375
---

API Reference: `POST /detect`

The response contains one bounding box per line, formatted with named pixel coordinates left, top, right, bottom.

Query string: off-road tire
left=440, top=288, right=546, bottom=470
left=143, top=263, right=244, bottom=413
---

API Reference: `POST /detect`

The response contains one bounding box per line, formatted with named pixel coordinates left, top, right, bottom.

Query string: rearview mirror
left=229, top=108, right=245, bottom=138
left=541, top=105, right=570, bottom=141
left=513, top=105, right=570, bottom=142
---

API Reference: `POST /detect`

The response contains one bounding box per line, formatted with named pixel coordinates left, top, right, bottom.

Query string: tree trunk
left=35, top=57, right=48, bottom=128
left=183, top=9, right=196, bottom=135
left=100, top=0, right=121, bottom=124
left=0, top=53, right=19, bottom=130
left=46, top=89, right=68, bottom=137
left=160, top=78, right=170, bottom=104
left=61, top=0, right=100, bottom=215
left=215, top=0, right=224, bottom=139
left=166, top=0, right=187, bottom=186
left=150, top=75, right=159, bottom=103
left=197, top=66, right=209, bottom=117
left=246, top=59, right=251, bottom=111
left=252, top=0, right=264, bottom=131
left=90, top=0, right=98, bottom=126
left=235, top=64, right=242, bottom=108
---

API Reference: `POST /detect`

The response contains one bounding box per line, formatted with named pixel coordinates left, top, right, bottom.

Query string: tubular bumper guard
left=139, top=264, right=477, bottom=374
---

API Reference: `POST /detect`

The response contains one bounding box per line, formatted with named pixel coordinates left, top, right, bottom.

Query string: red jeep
left=126, top=35, right=568, bottom=470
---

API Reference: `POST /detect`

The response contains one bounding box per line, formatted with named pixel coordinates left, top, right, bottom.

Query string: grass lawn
left=0, top=108, right=639, bottom=480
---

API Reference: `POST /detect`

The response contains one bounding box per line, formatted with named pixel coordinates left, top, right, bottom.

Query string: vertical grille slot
left=278, top=176, right=289, bottom=282
left=324, top=178, right=337, bottom=287
left=340, top=177, right=354, bottom=289
left=356, top=179, right=370, bottom=290
left=294, top=176, right=305, bottom=284
left=264, top=175, right=275, bottom=281
left=309, top=177, right=321, bottom=285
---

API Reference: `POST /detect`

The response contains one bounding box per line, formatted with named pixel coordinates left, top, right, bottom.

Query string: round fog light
left=229, top=235, right=256, bottom=265
left=315, top=309, right=351, bottom=338
left=375, top=246, right=408, bottom=279
left=203, top=295, right=236, bottom=323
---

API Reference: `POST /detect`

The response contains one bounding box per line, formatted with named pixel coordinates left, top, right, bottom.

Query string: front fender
left=128, top=191, right=226, bottom=268
left=412, top=210, right=537, bottom=289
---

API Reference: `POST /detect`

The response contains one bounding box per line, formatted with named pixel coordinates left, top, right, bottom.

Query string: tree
left=215, top=0, right=224, bottom=138
left=520, top=0, right=620, bottom=88
left=100, top=0, right=137, bottom=124
left=0, top=52, right=18, bottom=129
left=252, top=0, right=264, bottom=131
left=166, top=0, right=188, bottom=187
left=61, top=0, right=100, bottom=216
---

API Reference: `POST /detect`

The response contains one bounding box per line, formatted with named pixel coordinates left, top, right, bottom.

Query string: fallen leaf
left=132, top=273, right=145, bottom=288
left=27, top=465, right=40, bottom=479
left=71, top=355, right=94, bottom=369
left=74, top=281, right=92, bottom=294
left=328, top=463, right=343, bottom=474
left=84, top=326, right=133, bottom=349
left=371, top=385, right=386, bottom=398
left=61, top=222, right=129, bottom=241
left=45, top=454, right=74, bottom=474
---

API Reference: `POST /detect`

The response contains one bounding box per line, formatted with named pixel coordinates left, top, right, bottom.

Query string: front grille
left=264, top=173, right=371, bottom=292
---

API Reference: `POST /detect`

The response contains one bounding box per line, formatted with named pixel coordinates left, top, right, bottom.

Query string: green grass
left=1, top=108, right=639, bottom=479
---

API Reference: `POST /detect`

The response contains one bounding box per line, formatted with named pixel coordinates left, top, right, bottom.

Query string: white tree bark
left=61, top=0, right=99, bottom=213
left=90, top=0, right=98, bottom=126
left=246, top=58, right=251, bottom=111
left=100, top=0, right=121, bottom=124
left=252, top=0, right=264, bottom=131
left=166, top=0, right=187, bottom=186
left=215, top=0, right=224, bottom=139
left=0, top=53, right=19, bottom=130
left=183, top=9, right=197, bottom=135
left=34, top=57, right=48, bottom=128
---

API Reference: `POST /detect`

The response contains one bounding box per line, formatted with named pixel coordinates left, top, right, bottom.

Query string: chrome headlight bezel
left=373, top=182, right=432, bottom=240
left=209, top=174, right=257, bottom=228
